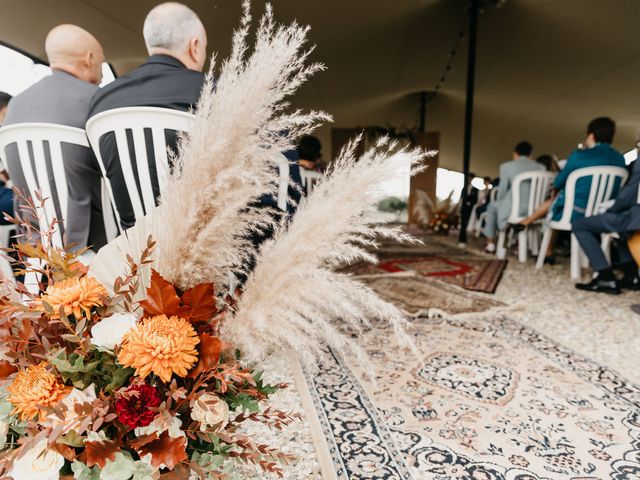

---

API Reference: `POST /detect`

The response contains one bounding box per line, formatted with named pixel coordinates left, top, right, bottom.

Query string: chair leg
left=530, top=226, right=540, bottom=256
left=570, top=233, right=582, bottom=280
left=496, top=231, right=506, bottom=259
left=518, top=231, right=527, bottom=263
left=536, top=229, right=552, bottom=269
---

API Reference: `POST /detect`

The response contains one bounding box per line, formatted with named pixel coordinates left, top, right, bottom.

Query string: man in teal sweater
left=551, top=117, right=626, bottom=222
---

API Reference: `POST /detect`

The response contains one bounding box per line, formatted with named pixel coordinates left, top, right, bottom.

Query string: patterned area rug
left=358, top=276, right=504, bottom=315
left=299, top=315, right=640, bottom=480
left=340, top=255, right=507, bottom=294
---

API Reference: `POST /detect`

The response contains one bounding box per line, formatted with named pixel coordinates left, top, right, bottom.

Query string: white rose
left=90, top=313, right=138, bottom=350
left=8, top=438, right=65, bottom=480
left=190, top=393, right=229, bottom=432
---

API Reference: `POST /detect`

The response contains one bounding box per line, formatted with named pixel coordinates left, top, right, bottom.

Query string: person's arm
left=553, top=152, right=577, bottom=190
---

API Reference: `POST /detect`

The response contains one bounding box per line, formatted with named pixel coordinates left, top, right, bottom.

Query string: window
left=0, top=43, right=115, bottom=96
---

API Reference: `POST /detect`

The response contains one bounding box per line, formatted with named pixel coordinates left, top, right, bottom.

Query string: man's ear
left=189, top=37, right=199, bottom=62
left=85, top=50, right=94, bottom=68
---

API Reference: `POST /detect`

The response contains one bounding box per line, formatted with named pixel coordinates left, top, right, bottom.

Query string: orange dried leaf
left=0, top=360, right=17, bottom=379
left=139, top=270, right=181, bottom=317
left=189, top=333, right=227, bottom=378
left=84, top=439, right=119, bottom=468
left=128, top=432, right=159, bottom=451
left=138, top=432, right=187, bottom=470
left=179, top=283, right=216, bottom=323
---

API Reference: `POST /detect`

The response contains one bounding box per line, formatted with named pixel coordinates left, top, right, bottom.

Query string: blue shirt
left=552, top=143, right=626, bottom=220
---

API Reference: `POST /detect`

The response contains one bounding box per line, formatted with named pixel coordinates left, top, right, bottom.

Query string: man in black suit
left=87, top=2, right=207, bottom=230
left=574, top=158, right=640, bottom=294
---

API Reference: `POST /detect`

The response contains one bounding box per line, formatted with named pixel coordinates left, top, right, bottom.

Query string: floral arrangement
left=413, top=189, right=459, bottom=234
left=0, top=215, right=298, bottom=479
left=0, top=2, right=425, bottom=479
left=428, top=211, right=453, bottom=234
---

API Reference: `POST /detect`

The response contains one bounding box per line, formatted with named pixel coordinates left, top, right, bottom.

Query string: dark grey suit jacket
left=3, top=71, right=106, bottom=250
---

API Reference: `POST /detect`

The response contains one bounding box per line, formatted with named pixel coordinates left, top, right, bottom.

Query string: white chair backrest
left=552, top=165, right=629, bottom=230
left=508, top=171, right=556, bottom=223
left=0, top=123, right=88, bottom=248
left=85, top=107, right=195, bottom=233
left=299, top=168, right=322, bottom=195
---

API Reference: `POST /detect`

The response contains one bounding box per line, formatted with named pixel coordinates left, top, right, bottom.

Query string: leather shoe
left=620, top=275, right=640, bottom=291
left=575, top=277, right=621, bottom=294
left=543, top=255, right=556, bottom=266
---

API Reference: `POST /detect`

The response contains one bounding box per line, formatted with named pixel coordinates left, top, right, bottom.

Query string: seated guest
left=3, top=25, right=106, bottom=250
left=512, top=120, right=625, bottom=263
left=510, top=154, right=559, bottom=235
left=573, top=158, right=640, bottom=294
left=0, top=91, right=11, bottom=125
left=536, top=153, right=560, bottom=173
left=297, top=135, right=323, bottom=171
left=482, top=141, right=544, bottom=253
left=87, top=2, right=207, bottom=229
left=551, top=117, right=625, bottom=223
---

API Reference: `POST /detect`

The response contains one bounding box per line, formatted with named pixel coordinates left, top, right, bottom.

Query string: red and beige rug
left=297, top=313, right=640, bottom=480
left=340, top=254, right=507, bottom=294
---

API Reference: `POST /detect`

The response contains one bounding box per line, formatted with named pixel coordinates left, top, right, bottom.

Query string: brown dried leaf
left=83, top=439, right=120, bottom=468
left=137, top=432, right=187, bottom=470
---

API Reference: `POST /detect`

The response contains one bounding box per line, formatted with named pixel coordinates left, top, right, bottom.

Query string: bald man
left=4, top=24, right=108, bottom=251
left=87, top=2, right=207, bottom=230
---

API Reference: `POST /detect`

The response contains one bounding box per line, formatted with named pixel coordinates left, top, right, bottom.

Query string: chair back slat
left=551, top=166, right=629, bottom=230
left=299, top=168, right=322, bottom=195
left=85, top=107, right=195, bottom=234
left=507, top=171, right=556, bottom=223
left=0, top=123, right=91, bottom=249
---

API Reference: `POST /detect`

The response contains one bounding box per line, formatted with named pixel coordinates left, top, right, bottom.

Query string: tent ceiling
left=2, top=0, right=639, bottom=175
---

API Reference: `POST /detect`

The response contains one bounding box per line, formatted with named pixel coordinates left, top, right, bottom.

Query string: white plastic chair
left=86, top=107, right=292, bottom=226
left=535, top=166, right=629, bottom=278
left=0, top=123, right=116, bottom=292
left=85, top=107, right=196, bottom=234
left=0, top=123, right=116, bottom=246
left=475, top=186, right=498, bottom=238
left=496, top=171, right=555, bottom=262
left=299, top=168, right=322, bottom=195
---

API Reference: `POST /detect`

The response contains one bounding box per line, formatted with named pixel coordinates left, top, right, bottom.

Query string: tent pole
left=458, top=0, right=479, bottom=245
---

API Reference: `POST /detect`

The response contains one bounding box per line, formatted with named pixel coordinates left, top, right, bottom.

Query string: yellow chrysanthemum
left=37, top=276, right=107, bottom=319
left=118, top=315, right=200, bottom=383
left=8, top=363, right=68, bottom=420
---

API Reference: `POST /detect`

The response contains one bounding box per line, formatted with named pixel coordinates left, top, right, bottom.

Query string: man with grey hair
left=87, top=2, right=207, bottom=230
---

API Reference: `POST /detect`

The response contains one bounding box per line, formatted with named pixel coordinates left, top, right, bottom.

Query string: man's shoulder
left=6, top=73, right=97, bottom=126
left=89, top=62, right=205, bottom=116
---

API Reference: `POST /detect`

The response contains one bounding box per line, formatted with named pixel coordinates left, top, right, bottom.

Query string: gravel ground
left=460, top=236, right=640, bottom=384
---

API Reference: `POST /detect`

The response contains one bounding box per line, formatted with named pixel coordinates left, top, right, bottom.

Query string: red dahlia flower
left=115, top=383, right=161, bottom=429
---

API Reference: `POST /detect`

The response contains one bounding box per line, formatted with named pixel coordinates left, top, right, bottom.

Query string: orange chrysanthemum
left=8, top=363, right=67, bottom=420
left=118, top=315, right=200, bottom=383
left=37, top=276, right=107, bottom=319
